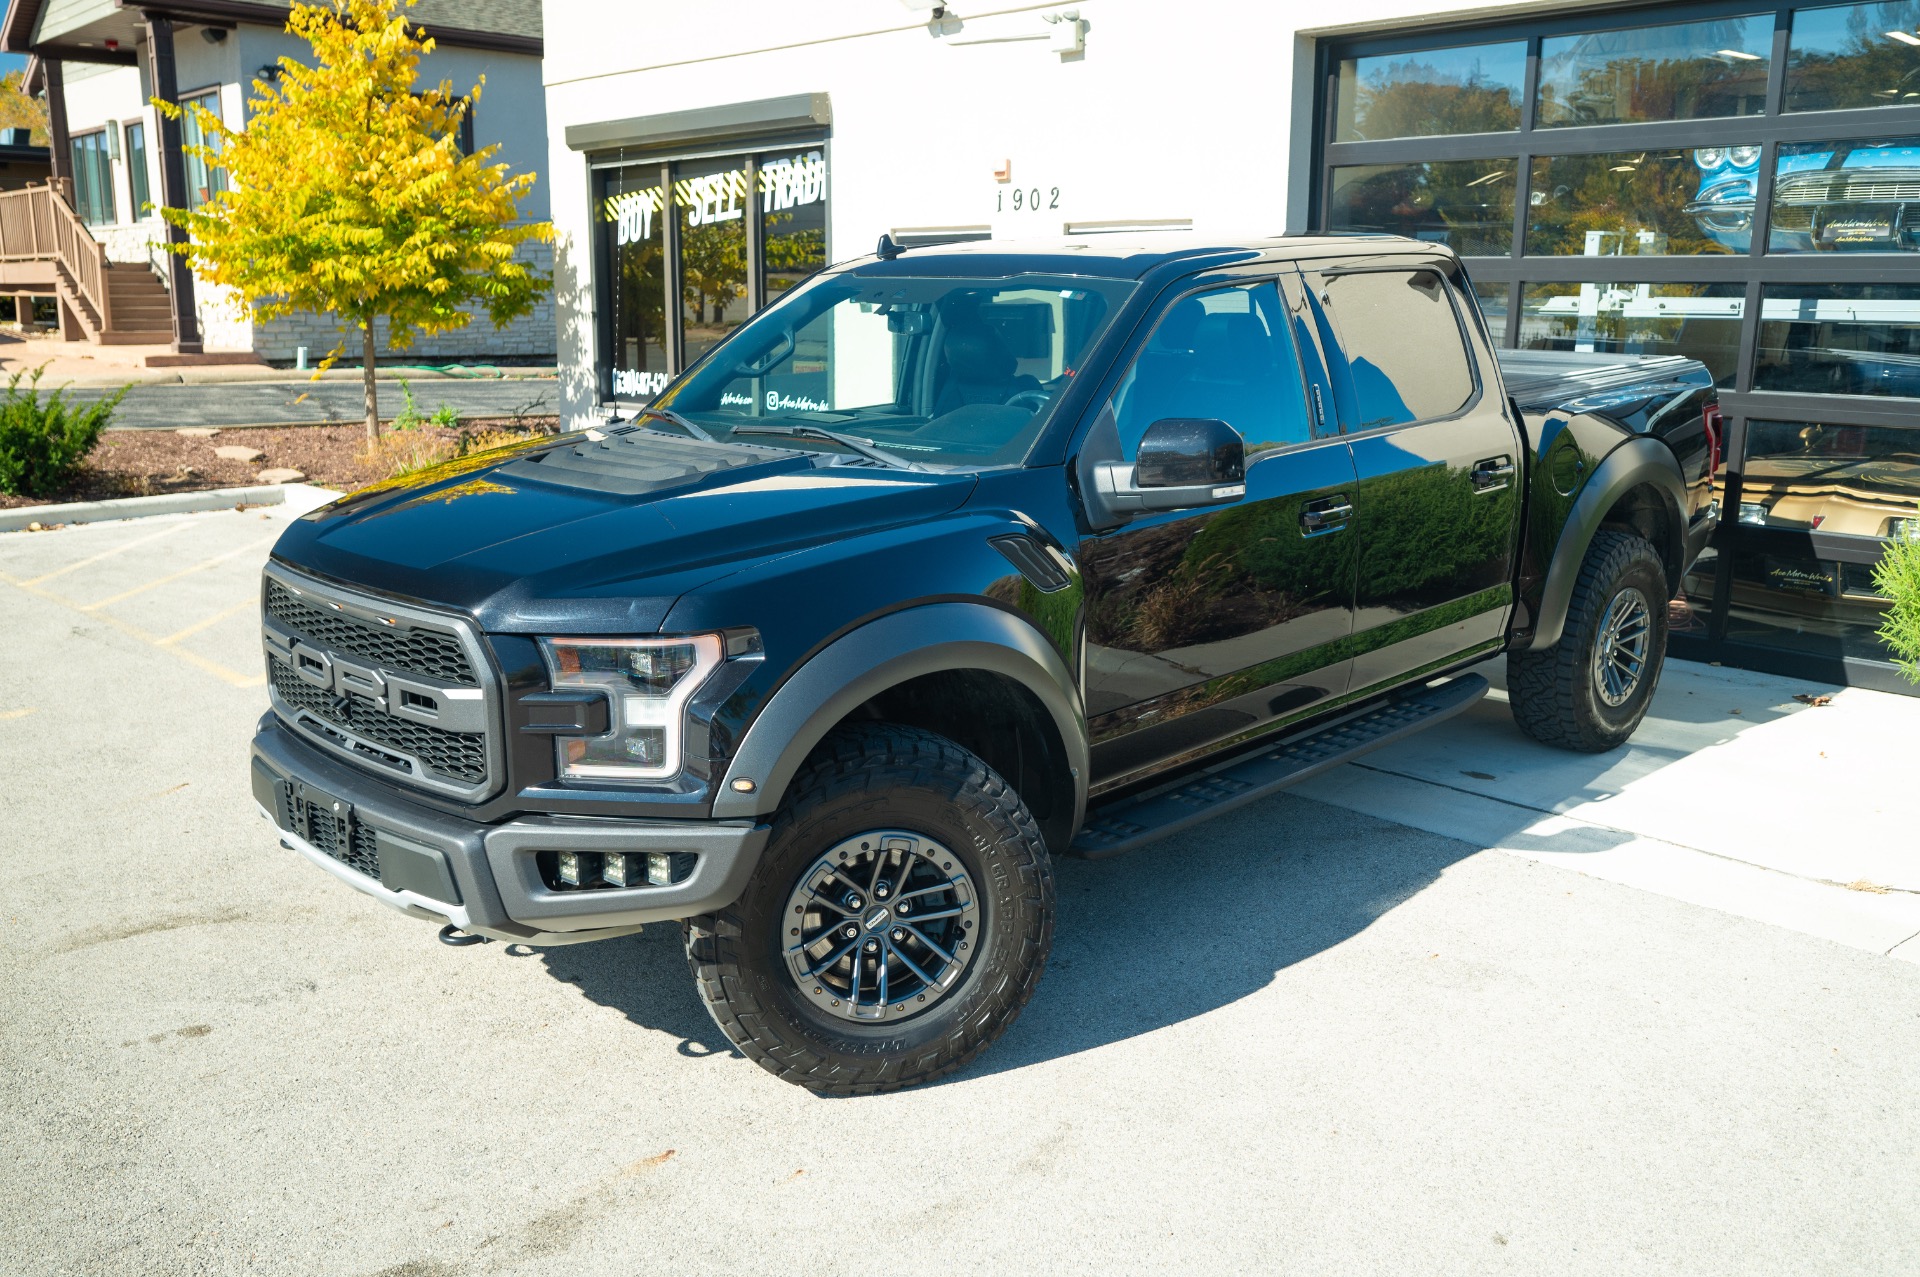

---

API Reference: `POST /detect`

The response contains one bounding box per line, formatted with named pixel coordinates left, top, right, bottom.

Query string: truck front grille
left=269, top=661, right=488, bottom=784
left=264, top=579, right=475, bottom=686
left=262, top=565, right=501, bottom=801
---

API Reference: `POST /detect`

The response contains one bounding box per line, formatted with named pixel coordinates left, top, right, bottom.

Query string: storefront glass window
left=760, top=147, right=827, bottom=300
left=1326, top=159, right=1515, bottom=256
left=1472, top=282, right=1510, bottom=343
left=1528, top=150, right=1740, bottom=256
left=1785, top=2, right=1920, bottom=112
left=673, top=157, right=751, bottom=367
left=1766, top=136, right=1920, bottom=251
left=1334, top=42, right=1526, bottom=141
left=1537, top=17, right=1771, bottom=128
left=1518, top=282, right=1746, bottom=386
left=1739, top=419, right=1920, bottom=537
left=1753, top=284, right=1920, bottom=394
left=599, top=166, right=669, bottom=400
left=1718, top=419, right=1919, bottom=661
left=1673, top=544, right=1721, bottom=641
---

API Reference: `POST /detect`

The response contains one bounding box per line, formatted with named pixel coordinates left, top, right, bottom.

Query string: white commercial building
left=540, top=0, right=1920, bottom=692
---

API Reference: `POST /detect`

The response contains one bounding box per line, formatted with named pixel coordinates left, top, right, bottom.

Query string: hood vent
left=498, top=426, right=807, bottom=496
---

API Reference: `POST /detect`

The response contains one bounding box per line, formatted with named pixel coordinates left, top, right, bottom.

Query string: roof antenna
left=876, top=232, right=903, bottom=261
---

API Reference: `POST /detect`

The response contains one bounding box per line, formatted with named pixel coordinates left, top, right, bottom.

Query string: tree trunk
left=362, top=323, right=380, bottom=442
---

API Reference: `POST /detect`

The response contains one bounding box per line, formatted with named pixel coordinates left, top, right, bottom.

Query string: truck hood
left=269, top=429, right=979, bottom=633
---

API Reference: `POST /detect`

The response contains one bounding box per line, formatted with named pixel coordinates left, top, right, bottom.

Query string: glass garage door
left=1318, top=1, right=1920, bottom=692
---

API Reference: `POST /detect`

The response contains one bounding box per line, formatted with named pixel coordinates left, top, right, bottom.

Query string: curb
left=55, top=368, right=561, bottom=389
left=0, top=482, right=342, bottom=533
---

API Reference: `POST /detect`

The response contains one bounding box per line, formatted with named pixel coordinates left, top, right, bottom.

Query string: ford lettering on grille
left=261, top=565, right=499, bottom=800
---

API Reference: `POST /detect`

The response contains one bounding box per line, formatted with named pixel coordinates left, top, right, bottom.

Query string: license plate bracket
left=286, top=778, right=354, bottom=845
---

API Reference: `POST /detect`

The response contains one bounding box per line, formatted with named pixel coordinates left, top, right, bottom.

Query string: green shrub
left=0, top=367, right=126, bottom=498
left=1874, top=530, right=1920, bottom=684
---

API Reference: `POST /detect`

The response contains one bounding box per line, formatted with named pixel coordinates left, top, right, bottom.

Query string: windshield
left=658, top=272, right=1135, bottom=467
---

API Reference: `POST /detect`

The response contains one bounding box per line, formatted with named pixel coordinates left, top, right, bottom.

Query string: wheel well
left=1599, top=483, right=1680, bottom=593
left=829, top=668, right=1077, bottom=855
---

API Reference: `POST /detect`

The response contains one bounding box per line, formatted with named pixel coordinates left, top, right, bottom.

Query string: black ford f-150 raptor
left=251, top=233, right=1719, bottom=1093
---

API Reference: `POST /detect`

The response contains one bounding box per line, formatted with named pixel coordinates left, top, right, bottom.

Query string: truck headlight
left=538, top=635, right=724, bottom=780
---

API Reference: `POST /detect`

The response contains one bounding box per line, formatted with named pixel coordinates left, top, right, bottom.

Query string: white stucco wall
left=540, top=0, right=1667, bottom=427
left=50, top=27, right=552, bottom=359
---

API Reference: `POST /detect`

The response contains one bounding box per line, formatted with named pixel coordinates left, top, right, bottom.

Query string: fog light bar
left=558, top=850, right=596, bottom=887
left=646, top=852, right=673, bottom=886
left=604, top=852, right=634, bottom=887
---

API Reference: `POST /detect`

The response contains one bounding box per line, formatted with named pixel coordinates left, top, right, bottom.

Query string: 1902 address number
left=997, top=186, right=1061, bottom=212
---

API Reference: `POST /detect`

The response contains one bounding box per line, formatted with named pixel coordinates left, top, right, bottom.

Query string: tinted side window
left=1320, top=270, right=1476, bottom=430
left=1109, top=282, right=1314, bottom=458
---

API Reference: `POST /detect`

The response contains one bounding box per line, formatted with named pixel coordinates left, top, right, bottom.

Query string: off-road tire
left=684, top=723, right=1055, bottom=1095
left=1508, top=530, right=1669, bottom=753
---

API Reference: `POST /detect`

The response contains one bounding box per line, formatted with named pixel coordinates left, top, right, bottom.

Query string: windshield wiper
left=635, top=406, right=715, bottom=442
left=728, top=424, right=920, bottom=470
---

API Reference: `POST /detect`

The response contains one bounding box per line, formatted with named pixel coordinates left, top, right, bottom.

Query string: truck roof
left=835, top=231, right=1444, bottom=280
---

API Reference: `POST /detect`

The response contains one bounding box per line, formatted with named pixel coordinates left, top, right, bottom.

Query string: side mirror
left=1093, top=418, right=1246, bottom=516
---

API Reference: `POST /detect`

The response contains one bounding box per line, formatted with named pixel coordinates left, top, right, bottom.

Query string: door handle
left=1299, top=498, right=1354, bottom=536
left=1472, top=456, right=1516, bottom=492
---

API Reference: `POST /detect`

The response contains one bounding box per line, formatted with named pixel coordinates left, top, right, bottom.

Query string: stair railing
left=0, top=182, right=114, bottom=333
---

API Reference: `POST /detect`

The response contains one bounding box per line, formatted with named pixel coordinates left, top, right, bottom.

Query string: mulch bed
left=0, top=418, right=559, bottom=510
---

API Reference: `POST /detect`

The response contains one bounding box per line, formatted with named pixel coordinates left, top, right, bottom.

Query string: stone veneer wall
left=85, top=220, right=554, bottom=362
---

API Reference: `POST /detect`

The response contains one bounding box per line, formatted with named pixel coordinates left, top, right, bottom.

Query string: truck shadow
left=532, top=929, right=742, bottom=1060
left=531, top=787, right=1480, bottom=1079
left=534, top=656, right=1844, bottom=1085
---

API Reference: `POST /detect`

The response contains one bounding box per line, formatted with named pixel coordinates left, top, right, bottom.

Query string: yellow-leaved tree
left=157, top=0, right=550, bottom=439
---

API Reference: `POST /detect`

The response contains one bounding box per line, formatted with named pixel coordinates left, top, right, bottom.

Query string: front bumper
left=251, top=715, right=769, bottom=945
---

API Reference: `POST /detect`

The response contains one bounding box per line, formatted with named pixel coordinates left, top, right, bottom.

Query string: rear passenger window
left=1319, top=270, right=1476, bottom=430
left=1108, top=281, right=1315, bottom=459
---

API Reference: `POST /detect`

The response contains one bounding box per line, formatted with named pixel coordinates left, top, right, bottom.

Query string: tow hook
left=437, top=923, right=489, bottom=947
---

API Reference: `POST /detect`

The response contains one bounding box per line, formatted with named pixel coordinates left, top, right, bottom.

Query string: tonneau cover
left=1494, top=350, right=1707, bottom=413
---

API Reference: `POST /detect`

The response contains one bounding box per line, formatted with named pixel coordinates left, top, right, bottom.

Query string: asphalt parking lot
left=3, top=507, right=1918, bottom=1276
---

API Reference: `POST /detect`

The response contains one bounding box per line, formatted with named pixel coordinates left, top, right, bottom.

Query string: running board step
left=1068, top=674, right=1490, bottom=859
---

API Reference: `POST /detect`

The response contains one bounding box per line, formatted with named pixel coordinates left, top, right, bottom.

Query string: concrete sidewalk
left=1295, top=660, right=1920, bottom=961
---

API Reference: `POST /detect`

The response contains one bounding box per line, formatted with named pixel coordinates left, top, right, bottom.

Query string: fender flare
left=1529, top=437, right=1686, bottom=652
left=709, top=602, right=1090, bottom=828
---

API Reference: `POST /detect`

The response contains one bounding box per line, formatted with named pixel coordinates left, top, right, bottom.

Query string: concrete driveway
left=2, top=507, right=1917, bottom=1276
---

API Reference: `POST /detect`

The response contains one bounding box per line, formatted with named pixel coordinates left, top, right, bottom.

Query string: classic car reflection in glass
left=1766, top=138, right=1920, bottom=252
left=1753, top=286, right=1920, bottom=396
left=1682, top=144, right=1764, bottom=252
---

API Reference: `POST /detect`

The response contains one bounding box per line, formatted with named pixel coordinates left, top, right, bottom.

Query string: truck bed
left=1493, top=349, right=1707, bottom=414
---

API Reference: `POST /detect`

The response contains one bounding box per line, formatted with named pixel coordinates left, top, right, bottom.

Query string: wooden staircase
left=0, top=181, right=177, bottom=345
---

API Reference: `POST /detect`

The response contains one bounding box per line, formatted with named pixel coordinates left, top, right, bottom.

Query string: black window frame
left=1315, top=0, right=1920, bottom=692
left=588, top=132, right=831, bottom=406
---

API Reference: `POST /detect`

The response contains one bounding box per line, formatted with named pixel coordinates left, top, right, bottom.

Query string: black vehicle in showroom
left=251, top=233, right=1719, bottom=1093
